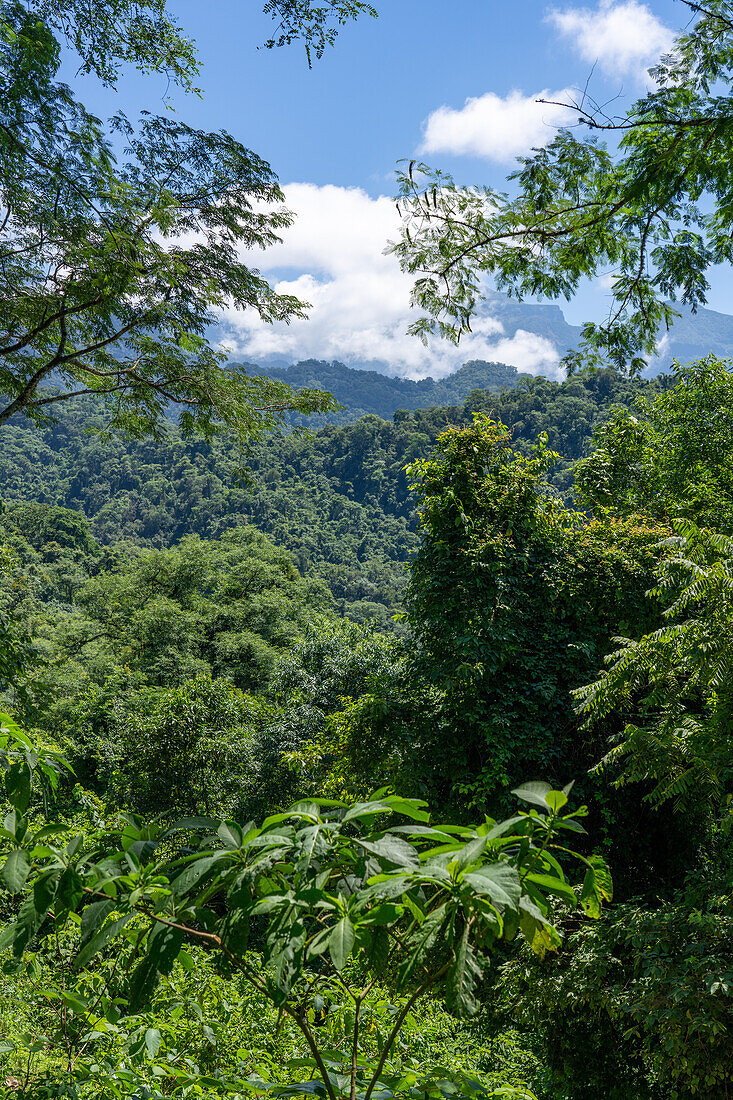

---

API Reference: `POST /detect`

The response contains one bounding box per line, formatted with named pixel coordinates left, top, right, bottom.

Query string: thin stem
left=363, top=963, right=450, bottom=1100
left=350, top=997, right=362, bottom=1100
left=285, top=1007, right=338, bottom=1100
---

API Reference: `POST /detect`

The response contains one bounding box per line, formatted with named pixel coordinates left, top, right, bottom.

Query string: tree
left=0, top=725, right=611, bottom=1100
left=569, top=360, right=733, bottom=824
left=576, top=519, right=733, bottom=826
left=394, top=1, right=733, bottom=373
left=100, top=675, right=271, bottom=820
left=402, top=415, right=663, bottom=820
left=0, top=0, right=383, bottom=436
left=575, top=357, right=733, bottom=532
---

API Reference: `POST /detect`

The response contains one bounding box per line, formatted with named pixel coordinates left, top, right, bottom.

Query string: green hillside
left=0, top=368, right=658, bottom=625
left=238, top=357, right=522, bottom=423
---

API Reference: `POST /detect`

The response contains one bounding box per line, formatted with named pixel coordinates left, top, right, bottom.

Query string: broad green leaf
left=454, top=835, right=487, bottom=868
left=217, top=821, right=243, bottom=849
left=0, top=848, right=30, bottom=893
left=5, top=763, right=30, bottom=813
left=129, top=925, right=184, bottom=1010
left=144, top=1027, right=162, bottom=1059
left=364, top=902, right=403, bottom=925
left=544, top=790, right=568, bottom=813
left=81, top=898, right=115, bottom=943
left=328, top=916, right=355, bottom=971
left=171, top=853, right=231, bottom=897
left=357, top=836, right=419, bottom=869
left=446, top=923, right=481, bottom=1017
left=381, top=796, right=431, bottom=823
left=580, top=867, right=602, bottom=918
left=588, top=854, right=613, bottom=901
left=486, top=815, right=525, bottom=839
left=60, top=991, right=90, bottom=1016
left=524, top=872, right=576, bottom=907
left=579, top=858, right=612, bottom=918
left=511, top=782, right=552, bottom=810
left=397, top=904, right=446, bottom=986
left=462, top=864, right=521, bottom=912
left=74, top=913, right=136, bottom=970
left=519, top=897, right=561, bottom=958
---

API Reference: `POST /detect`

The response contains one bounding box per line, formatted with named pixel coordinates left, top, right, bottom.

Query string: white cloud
left=220, top=183, right=563, bottom=379
left=547, top=0, right=674, bottom=80
left=419, top=88, right=576, bottom=164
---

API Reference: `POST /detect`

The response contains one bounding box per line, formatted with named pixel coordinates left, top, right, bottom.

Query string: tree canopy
left=0, top=0, right=383, bottom=437
left=394, top=0, right=733, bottom=373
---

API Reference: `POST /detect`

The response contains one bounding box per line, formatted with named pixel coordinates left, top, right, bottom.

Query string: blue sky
left=71, top=0, right=721, bottom=378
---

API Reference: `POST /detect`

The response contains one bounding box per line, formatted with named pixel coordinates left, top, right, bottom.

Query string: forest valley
left=3, top=0, right=733, bottom=1097
left=0, top=358, right=732, bottom=1100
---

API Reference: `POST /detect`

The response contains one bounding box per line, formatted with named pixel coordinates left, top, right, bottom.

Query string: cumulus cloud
left=419, top=88, right=576, bottom=164
left=219, top=183, right=563, bottom=379
left=546, top=0, right=674, bottom=80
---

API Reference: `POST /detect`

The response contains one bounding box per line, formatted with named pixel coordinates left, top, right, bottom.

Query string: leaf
left=544, top=790, right=568, bottom=813
left=364, top=902, right=403, bottom=925
left=144, top=1028, right=162, bottom=1059
left=0, top=849, right=30, bottom=893
left=455, top=835, right=487, bottom=867
left=486, top=815, right=525, bottom=839
left=171, top=854, right=230, bottom=897
left=129, top=925, right=184, bottom=1010
left=5, top=763, right=30, bottom=813
left=178, top=950, right=195, bottom=972
left=217, top=821, right=243, bottom=849
left=357, top=836, right=419, bottom=869
left=397, top=904, right=446, bottom=987
left=519, top=897, right=561, bottom=958
left=74, top=913, right=136, bottom=970
left=81, top=898, right=115, bottom=943
left=554, top=818, right=586, bottom=834
left=55, top=867, right=84, bottom=916
left=446, top=923, right=481, bottom=1017
left=524, top=872, right=576, bottom=907
left=328, top=916, right=354, bottom=971
left=580, top=856, right=613, bottom=918
left=588, top=854, right=613, bottom=902
left=511, top=782, right=552, bottom=810
left=8, top=890, right=47, bottom=956
left=381, top=796, right=431, bottom=823
left=31, top=824, right=71, bottom=843
left=462, top=864, right=521, bottom=913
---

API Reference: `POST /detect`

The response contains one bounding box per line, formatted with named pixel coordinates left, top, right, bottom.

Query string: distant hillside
left=0, top=368, right=660, bottom=627
left=237, top=358, right=520, bottom=424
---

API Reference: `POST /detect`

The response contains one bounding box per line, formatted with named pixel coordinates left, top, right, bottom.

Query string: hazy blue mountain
left=477, top=293, right=733, bottom=374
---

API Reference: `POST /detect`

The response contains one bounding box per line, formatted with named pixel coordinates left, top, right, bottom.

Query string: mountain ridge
left=237, top=358, right=521, bottom=424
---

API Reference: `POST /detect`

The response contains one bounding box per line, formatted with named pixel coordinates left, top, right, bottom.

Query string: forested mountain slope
left=237, top=357, right=521, bottom=423
left=0, top=369, right=661, bottom=624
